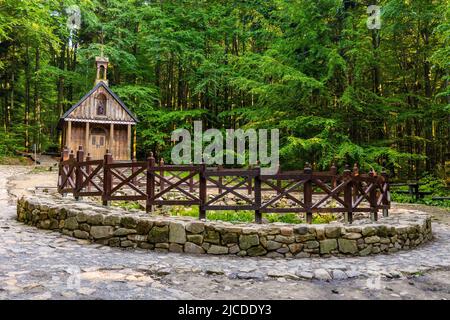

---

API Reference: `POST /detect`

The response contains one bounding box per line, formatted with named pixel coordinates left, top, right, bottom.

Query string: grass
left=107, top=200, right=337, bottom=224
left=111, top=201, right=144, bottom=211
left=170, top=205, right=336, bottom=224
left=0, top=156, right=31, bottom=165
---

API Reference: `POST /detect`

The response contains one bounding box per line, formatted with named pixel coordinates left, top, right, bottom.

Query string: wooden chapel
left=58, top=55, right=138, bottom=160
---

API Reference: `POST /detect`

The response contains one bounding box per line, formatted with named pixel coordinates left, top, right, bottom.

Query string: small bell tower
left=95, top=30, right=109, bottom=86
left=95, top=54, right=109, bottom=86
left=95, top=35, right=109, bottom=85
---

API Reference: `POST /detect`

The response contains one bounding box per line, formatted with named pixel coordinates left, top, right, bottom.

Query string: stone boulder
left=90, top=226, right=113, bottom=239
left=148, top=225, right=169, bottom=243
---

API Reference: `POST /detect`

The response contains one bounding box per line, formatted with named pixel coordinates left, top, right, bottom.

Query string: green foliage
left=0, top=0, right=448, bottom=186
left=391, top=173, right=450, bottom=208
left=312, top=214, right=338, bottom=224
left=416, top=174, right=449, bottom=196
left=0, top=131, right=24, bottom=155
left=171, top=205, right=335, bottom=224
left=111, top=201, right=144, bottom=211
left=391, top=193, right=450, bottom=209
left=0, top=156, right=30, bottom=165
left=171, top=206, right=254, bottom=223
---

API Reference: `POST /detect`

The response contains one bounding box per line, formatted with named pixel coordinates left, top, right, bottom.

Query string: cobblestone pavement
left=1, top=165, right=450, bottom=299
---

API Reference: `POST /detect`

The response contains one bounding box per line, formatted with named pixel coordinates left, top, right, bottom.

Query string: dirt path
left=1, top=165, right=450, bottom=300
left=7, top=167, right=58, bottom=201
left=394, top=202, right=450, bottom=225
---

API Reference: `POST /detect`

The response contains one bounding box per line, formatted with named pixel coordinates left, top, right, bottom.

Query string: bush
left=391, top=173, right=450, bottom=208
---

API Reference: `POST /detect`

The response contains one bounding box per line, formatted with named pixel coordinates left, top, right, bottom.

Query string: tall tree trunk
left=25, top=42, right=31, bottom=151
left=34, top=47, right=41, bottom=152
left=371, top=29, right=381, bottom=95
left=57, top=42, right=65, bottom=117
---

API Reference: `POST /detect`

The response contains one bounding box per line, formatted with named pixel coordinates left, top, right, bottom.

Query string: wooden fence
left=58, top=146, right=391, bottom=224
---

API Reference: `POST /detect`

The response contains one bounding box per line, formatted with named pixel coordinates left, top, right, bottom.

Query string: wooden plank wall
left=63, top=122, right=130, bottom=160
left=113, top=125, right=129, bottom=160
left=66, top=86, right=134, bottom=122
left=66, top=122, right=85, bottom=154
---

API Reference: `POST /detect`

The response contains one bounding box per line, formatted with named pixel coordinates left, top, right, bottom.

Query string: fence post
left=189, top=161, right=194, bottom=193
left=330, top=162, right=337, bottom=189
left=343, top=164, right=353, bottom=224
left=276, top=164, right=282, bottom=195
left=303, top=162, right=313, bottom=224
left=86, top=153, right=92, bottom=192
left=199, top=162, right=207, bottom=220
left=247, top=164, right=253, bottom=195
left=102, top=150, right=113, bottom=206
left=132, top=157, right=137, bottom=185
left=352, top=163, right=359, bottom=176
left=62, top=146, right=70, bottom=161
left=218, top=165, right=223, bottom=194
left=254, top=165, right=262, bottom=223
left=58, top=147, right=70, bottom=193
left=381, top=166, right=389, bottom=217
left=159, top=158, right=165, bottom=192
left=352, top=163, right=359, bottom=203
left=75, top=146, right=84, bottom=200
left=369, top=169, right=378, bottom=221
left=146, top=152, right=155, bottom=213
left=69, top=150, right=75, bottom=194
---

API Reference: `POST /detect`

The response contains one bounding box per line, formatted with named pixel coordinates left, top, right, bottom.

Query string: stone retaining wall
left=17, top=195, right=433, bottom=258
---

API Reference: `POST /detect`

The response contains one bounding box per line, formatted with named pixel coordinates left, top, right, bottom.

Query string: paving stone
left=296, top=271, right=314, bottom=279
left=314, top=269, right=331, bottom=281
left=331, top=270, right=348, bottom=280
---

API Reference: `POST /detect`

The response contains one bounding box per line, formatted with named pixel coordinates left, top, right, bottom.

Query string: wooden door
left=90, top=133, right=107, bottom=159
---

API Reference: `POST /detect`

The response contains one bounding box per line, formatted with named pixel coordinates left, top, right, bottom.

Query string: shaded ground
left=394, top=202, right=450, bottom=225
left=1, top=165, right=450, bottom=300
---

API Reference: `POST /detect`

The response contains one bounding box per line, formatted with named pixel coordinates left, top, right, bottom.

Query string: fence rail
left=58, top=146, right=391, bottom=224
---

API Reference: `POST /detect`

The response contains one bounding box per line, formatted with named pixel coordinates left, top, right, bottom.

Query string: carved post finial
left=353, top=162, right=359, bottom=176
left=304, top=162, right=312, bottom=174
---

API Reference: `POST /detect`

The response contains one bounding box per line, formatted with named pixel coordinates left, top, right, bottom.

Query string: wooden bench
left=390, top=182, right=433, bottom=200
left=431, top=196, right=450, bottom=201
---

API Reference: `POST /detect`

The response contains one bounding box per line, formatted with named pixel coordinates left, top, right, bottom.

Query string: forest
left=0, top=0, right=449, bottom=182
